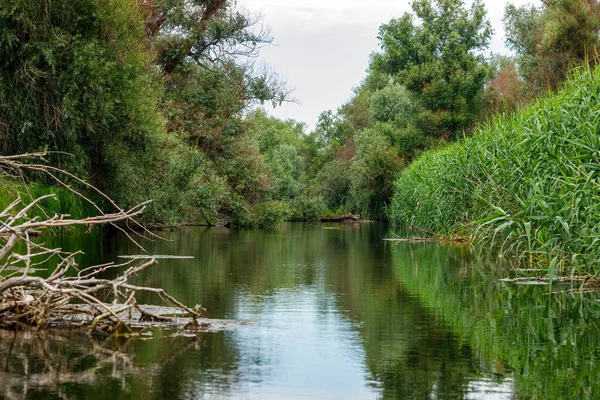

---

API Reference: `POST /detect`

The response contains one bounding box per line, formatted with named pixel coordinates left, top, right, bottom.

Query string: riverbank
left=389, top=65, right=600, bottom=276
left=0, top=178, right=96, bottom=232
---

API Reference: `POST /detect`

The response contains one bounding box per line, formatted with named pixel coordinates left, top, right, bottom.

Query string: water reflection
left=2, top=223, right=599, bottom=399
left=391, top=241, right=600, bottom=400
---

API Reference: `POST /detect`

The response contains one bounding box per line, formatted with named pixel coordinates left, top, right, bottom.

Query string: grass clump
left=389, top=65, right=600, bottom=275
left=0, top=179, right=95, bottom=231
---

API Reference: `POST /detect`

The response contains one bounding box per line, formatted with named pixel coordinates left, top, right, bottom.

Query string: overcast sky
left=242, top=0, right=541, bottom=129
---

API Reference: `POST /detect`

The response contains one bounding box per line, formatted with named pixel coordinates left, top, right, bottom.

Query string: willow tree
left=139, top=0, right=292, bottom=221
left=0, top=0, right=162, bottom=183
left=141, top=0, right=290, bottom=145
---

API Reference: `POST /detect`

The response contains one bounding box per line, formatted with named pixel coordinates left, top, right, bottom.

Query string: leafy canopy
left=370, top=0, right=492, bottom=139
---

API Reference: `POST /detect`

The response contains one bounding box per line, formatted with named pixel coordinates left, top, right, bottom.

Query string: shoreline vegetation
left=390, top=65, right=600, bottom=276
left=2, top=0, right=600, bottom=284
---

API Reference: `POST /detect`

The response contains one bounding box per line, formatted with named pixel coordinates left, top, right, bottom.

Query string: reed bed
left=0, top=180, right=94, bottom=228
left=389, top=65, right=600, bottom=276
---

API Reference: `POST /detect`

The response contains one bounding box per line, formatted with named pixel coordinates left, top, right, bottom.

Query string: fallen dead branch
left=0, top=152, right=203, bottom=333
left=319, top=213, right=361, bottom=222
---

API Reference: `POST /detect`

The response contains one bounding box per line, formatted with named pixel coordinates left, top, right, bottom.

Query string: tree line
left=1, top=0, right=598, bottom=225
left=301, top=0, right=600, bottom=221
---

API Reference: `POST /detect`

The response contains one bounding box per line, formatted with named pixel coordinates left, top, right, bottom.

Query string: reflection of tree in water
left=0, top=330, right=242, bottom=400
left=392, top=242, right=600, bottom=399
left=0, top=330, right=136, bottom=399
left=128, top=224, right=498, bottom=399
left=319, top=238, right=492, bottom=399
left=32, top=224, right=527, bottom=399
left=357, top=290, right=480, bottom=400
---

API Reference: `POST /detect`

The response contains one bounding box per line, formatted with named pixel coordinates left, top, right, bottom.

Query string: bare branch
left=0, top=152, right=203, bottom=332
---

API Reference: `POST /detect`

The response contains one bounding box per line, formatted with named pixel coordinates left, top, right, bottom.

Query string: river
left=1, top=223, right=599, bottom=399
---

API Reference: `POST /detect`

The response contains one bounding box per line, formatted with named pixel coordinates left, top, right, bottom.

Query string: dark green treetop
left=371, top=0, right=492, bottom=139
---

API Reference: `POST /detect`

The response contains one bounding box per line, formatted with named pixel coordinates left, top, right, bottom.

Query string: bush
left=249, top=201, right=291, bottom=227
left=136, top=133, right=227, bottom=225
left=288, top=196, right=326, bottom=221
left=349, top=126, right=403, bottom=220
left=314, top=159, right=352, bottom=210
left=322, top=206, right=348, bottom=218
left=0, top=0, right=163, bottom=183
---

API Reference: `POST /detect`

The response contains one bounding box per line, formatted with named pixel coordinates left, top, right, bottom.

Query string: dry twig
left=0, top=152, right=202, bottom=332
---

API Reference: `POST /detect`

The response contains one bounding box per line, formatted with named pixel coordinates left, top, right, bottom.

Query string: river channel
left=1, top=223, right=599, bottom=399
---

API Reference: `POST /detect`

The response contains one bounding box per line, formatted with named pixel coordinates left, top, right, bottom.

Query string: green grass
left=321, top=207, right=349, bottom=218
left=389, top=65, right=600, bottom=275
left=0, top=179, right=96, bottom=230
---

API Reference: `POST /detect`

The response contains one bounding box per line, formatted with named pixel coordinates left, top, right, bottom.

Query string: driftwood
left=383, top=236, right=470, bottom=244
left=383, top=237, right=441, bottom=243
left=0, top=151, right=203, bottom=332
left=319, top=213, right=361, bottom=222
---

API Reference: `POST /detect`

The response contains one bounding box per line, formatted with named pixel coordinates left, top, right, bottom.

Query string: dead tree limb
left=0, top=152, right=203, bottom=332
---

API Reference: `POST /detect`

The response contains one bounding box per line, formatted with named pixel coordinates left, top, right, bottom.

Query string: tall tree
left=141, top=0, right=289, bottom=105
left=140, top=0, right=293, bottom=220
left=370, top=0, right=492, bottom=139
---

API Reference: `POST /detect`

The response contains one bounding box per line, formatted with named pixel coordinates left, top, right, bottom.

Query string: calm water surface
left=1, top=223, right=599, bottom=399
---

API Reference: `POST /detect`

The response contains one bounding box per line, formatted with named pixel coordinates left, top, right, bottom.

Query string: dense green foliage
left=371, top=0, right=492, bottom=139
left=389, top=66, right=600, bottom=273
left=302, top=0, right=492, bottom=220
left=382, top=0, right=600, bottom=273
left=309, top=0, right=600, bottom=237
left=0, top=0, right=162, bottom=184
left=0, top=0, right=301, bottom=227
left=2, top=0, right=600, bottom=235
left=504, top=0, right=600, bottom=93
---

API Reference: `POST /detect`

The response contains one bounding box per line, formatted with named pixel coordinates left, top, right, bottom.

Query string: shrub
left=250, top=201, right=291, bottom=227
left=0, top=0, right=163, bottom=183
left=370, top=84, right=419, bottom=127
left=288, top=196, right=326, bottom=221
left=314, top=159, right=352, bottom=210
left=350, top=126, right=403, bottom=220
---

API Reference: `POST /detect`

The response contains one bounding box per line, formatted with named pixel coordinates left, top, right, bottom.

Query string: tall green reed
left=0, top=179, right=95, bottom=231
left=389, top=65, right=600, bottom=275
